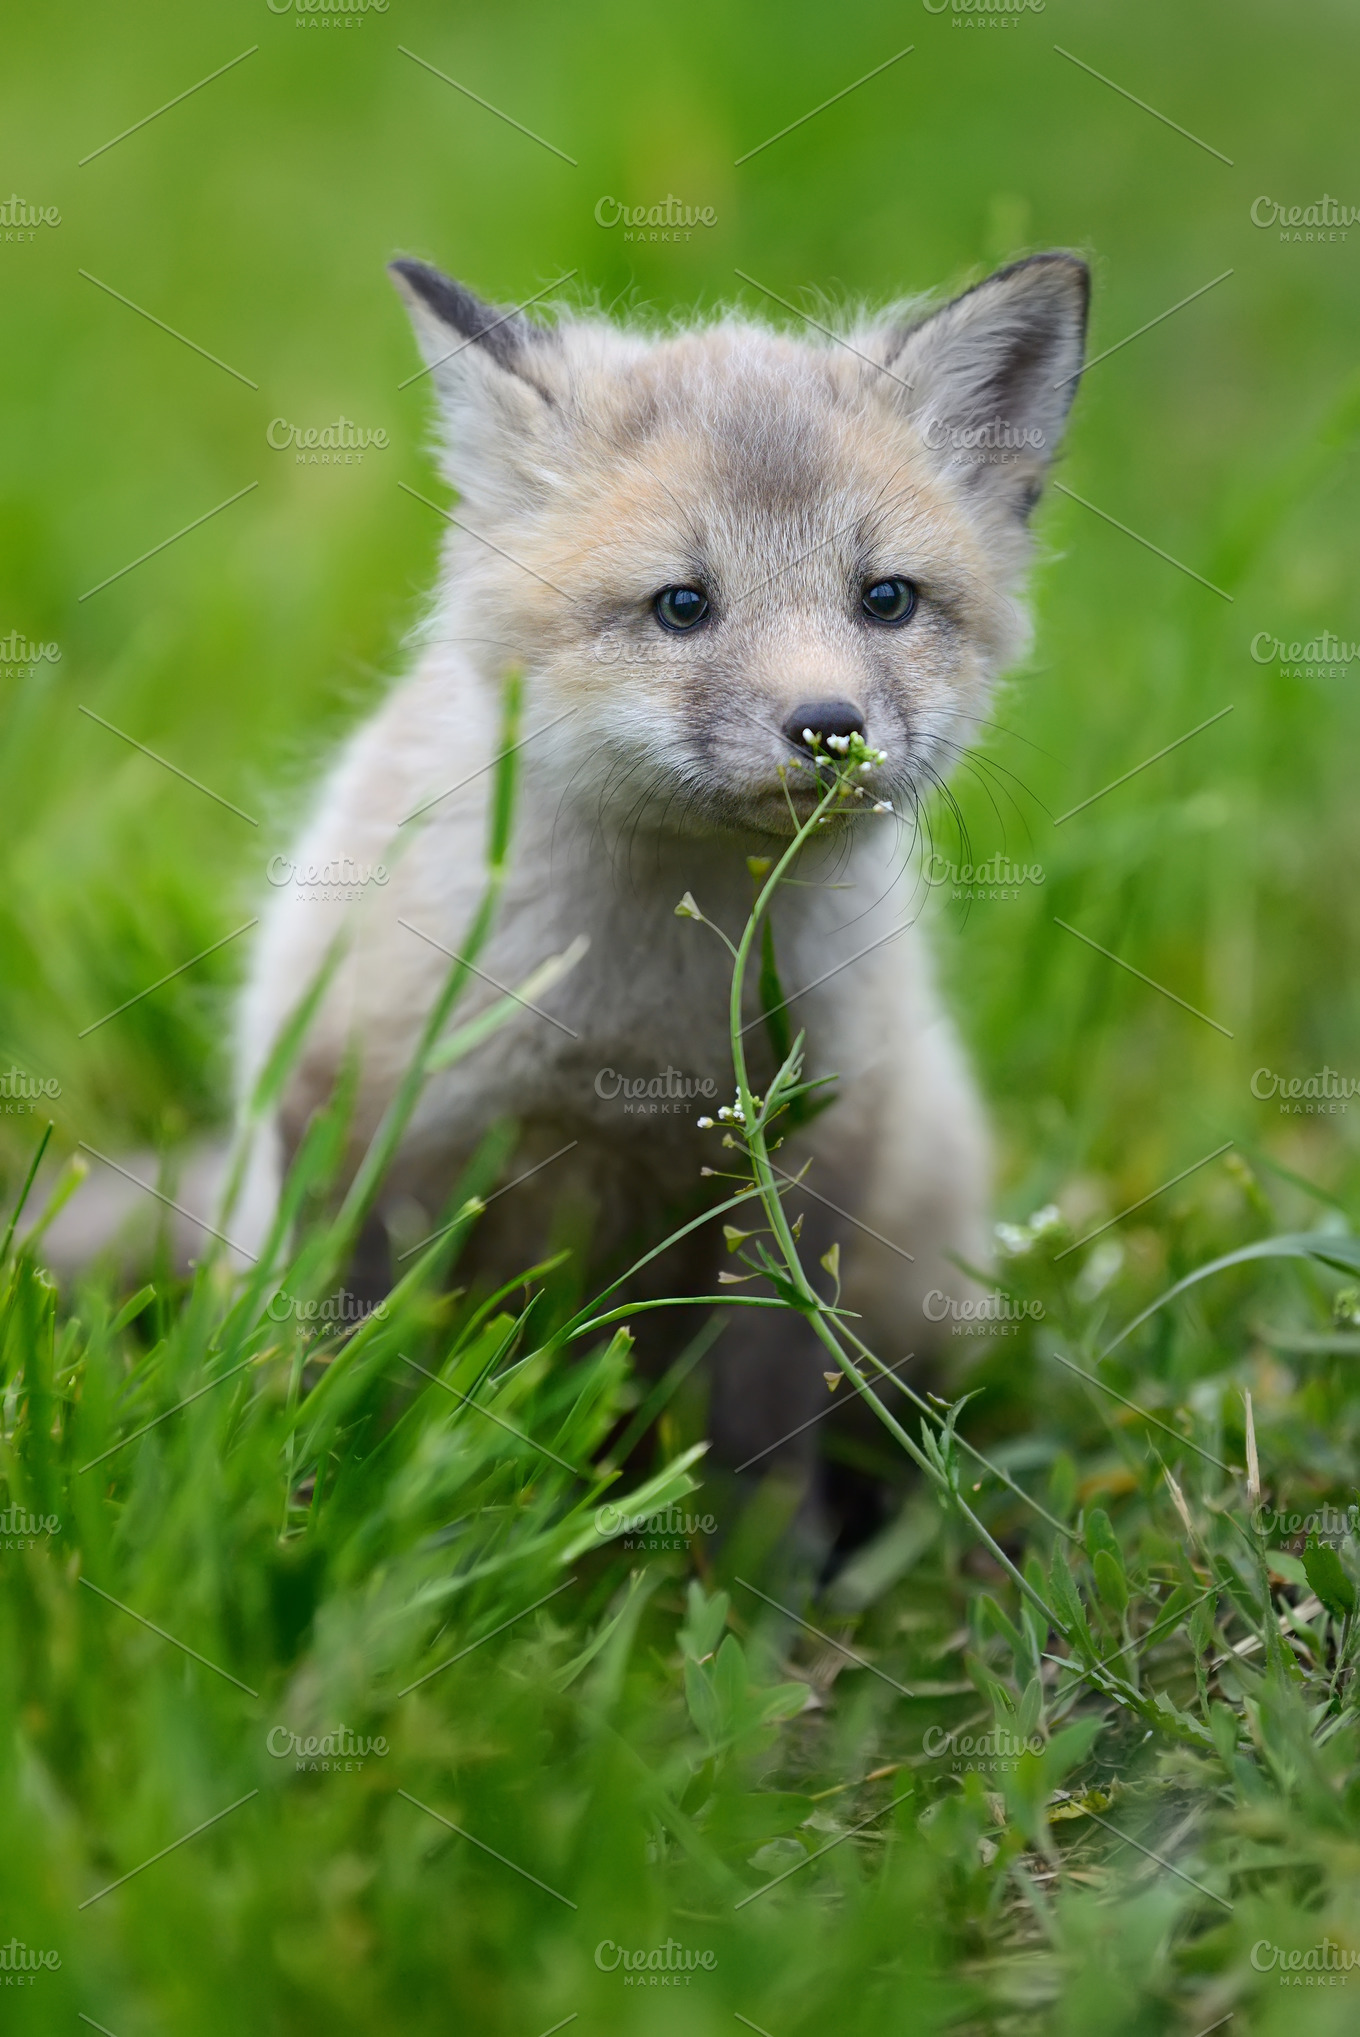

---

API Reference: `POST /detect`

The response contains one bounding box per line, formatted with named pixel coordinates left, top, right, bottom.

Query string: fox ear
left=389, top=260, right=559, bottom=507
left=876, top=253, right=1089, bottom=524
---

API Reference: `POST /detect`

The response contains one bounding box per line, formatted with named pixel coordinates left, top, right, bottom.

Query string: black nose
left=783, top=699, right=866, bottom=755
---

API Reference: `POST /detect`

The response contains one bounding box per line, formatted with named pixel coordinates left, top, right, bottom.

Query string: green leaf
left=978, top=1593, right=1036, bottom=1685
left=1049, top=1546, right=1095, bottom=1657
left=1092, top=1549, right=1129, bottom=1619
left=1103, top=1231, right=1360, bottom=1361
left=758, top=914, right=793, bottom=1070
left=1017, top=1675, right=1043, bottom=1741
left=107, top=1284, right=157, bottom=1339
left=1084, top=1507, right=1120, bottom=1567
left=1208, top=1701, right=1240, bottom=1764
left=1303, top=1536, right=1357, bottom=1621
left=679, top=1581, right=730, bottom=1664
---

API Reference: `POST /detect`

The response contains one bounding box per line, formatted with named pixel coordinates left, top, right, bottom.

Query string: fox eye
left=653, top=586, right=709, bottom=632
left=862, top=576, right=917, bottom=625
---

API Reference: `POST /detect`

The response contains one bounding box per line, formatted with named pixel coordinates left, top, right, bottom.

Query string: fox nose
left=783, top=700, right=866, bottom=755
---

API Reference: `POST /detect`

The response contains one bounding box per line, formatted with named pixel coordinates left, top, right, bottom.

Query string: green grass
left=4, top=0, right=1360, bottom=2030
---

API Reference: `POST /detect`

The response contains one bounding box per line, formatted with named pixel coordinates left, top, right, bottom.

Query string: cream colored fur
left=231, top=253, right=1089, bottom=1477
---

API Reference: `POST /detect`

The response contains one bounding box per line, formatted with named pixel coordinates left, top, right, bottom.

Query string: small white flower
left=802, top=727, right=816, bottom=745
left=697, top=1116, right=714, bottom=1129
left=717, top=1107, right=733, bottom=1121
left=995, top=1221, right=1032, bottom=1258
left=1030, top=1203, right=1064, bottom=1235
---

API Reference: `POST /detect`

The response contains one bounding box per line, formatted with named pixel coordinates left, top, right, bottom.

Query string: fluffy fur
left=233, top=252, right=1089, bottom=1533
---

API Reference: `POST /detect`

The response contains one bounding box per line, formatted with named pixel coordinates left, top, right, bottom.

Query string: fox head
left=390, top=253, right=1088, bottom=840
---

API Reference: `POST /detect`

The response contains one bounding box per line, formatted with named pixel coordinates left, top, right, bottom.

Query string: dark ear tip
left=388, top=257, right=445, bottom=304
left=994, top=250, right=1090, bottom=299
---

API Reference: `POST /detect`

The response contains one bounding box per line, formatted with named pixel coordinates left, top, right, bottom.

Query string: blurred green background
left=3, top=6, right=1360, bottom=2035
left=3, top=0, right=1359, bottom=1234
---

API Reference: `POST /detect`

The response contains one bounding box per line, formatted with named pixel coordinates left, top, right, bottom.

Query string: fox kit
left=236, top=251, right=1088, bottom=1540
